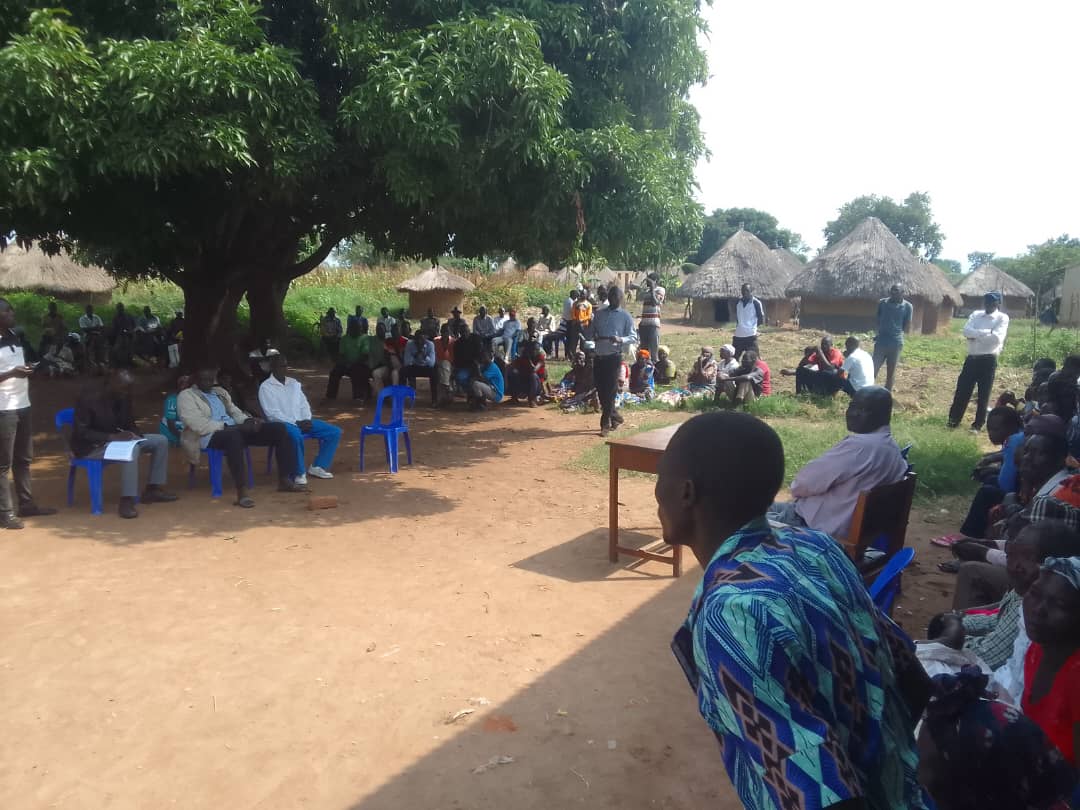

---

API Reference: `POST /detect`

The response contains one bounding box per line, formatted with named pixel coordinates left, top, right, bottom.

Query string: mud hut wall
left=406, top=290, right=465, bottom=319
left=798, top=296, right=931, bottom=335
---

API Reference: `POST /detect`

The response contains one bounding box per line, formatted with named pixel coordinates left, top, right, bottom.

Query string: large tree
left=688, top=206, right=804, bottom=265
left=0, top=0, right=706, bottom=365
left=996, top=235, right=1080, bottom=299
left=823, top=192, right=944, bottom=260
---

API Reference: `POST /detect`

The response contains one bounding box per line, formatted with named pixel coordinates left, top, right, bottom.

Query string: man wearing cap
left=446, top=306, right=468, bottom=337
left=948, top=291, right=1010, bottom=431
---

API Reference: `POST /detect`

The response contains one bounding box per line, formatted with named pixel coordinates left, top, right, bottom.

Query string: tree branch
left=287, top=229, right=343, bottom=280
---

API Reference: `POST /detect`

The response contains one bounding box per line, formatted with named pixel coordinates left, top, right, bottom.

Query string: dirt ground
left=0, top=341, right=960, bottom=810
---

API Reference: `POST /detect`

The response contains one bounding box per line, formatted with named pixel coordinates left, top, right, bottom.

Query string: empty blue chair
left=360, top=385, right=414, bottom=473
left=56, top=407, right=124, bottom=516
left=868, top=547, right=916, bottom=616
left=188, top=445, right=254, bottom=498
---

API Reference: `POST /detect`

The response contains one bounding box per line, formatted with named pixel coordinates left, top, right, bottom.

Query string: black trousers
left=401, top=365, right=436, bottom=402
left=732, top=335, right=758, bottom=360
left=795, top=366, right=842, bottom=396
left=638, top=324, right=660, bottom=360
left=594, top=354, right=622, bottom=428
left=326, top=361, right=370, bottom=400
left=322, top=337, right=341, bottom=362
left=0, top=406, right=34, bottom=514
left=208, top=423, right=296, bottom=491
left=566, top=321, right=582, bottom=357
left=960, top=484, right=1005, bottom=539
left=948, top=355, right=998, bottom=429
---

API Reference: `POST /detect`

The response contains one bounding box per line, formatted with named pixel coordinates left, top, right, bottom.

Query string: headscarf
left=700, top=346, right=714, bottom=357
left=1042, top=556, right=1080, bottom=591
left=636, top=348, right=651, bottom=361
left=656, top=344, right=670, bottom=359
left=720, top=344, right=735, bottom=357
left=923, top=667, right=1076, bottom=810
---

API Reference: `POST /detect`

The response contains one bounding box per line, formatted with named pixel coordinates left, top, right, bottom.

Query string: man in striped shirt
left=637, top=272, right=665, bottom=360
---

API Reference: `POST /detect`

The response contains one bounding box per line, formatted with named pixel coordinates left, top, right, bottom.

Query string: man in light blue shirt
left=874, top=284, right=913, bottom=391
left=590, top=287, right=637, bottom=436
left=401, top=331, right=437, bottom=404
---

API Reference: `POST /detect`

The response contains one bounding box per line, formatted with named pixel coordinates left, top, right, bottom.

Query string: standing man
left=320, top=308, right=343, bottom=362
left=732, top=283, right=764, bottom=360
left=71, top=368, right=178, bottom=518
left=0, top=298, right=55, bottom=529
left=347, top=305, right=368, bottom=334
left=637, top=272, right=665, bottom=360
left=563, top=290, right=582, bottom=357
left=657, top=412, right=930, bottom=810
left=590, top=287, right=637, bottom=437
left=873, top=284, right=913, bottom=391
left=259, top=355, right=342, bottom=483
left=948, top=291, right=1010, bottom=431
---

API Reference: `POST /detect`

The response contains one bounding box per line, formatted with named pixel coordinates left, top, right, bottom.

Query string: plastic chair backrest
left=868, top=547, right=915, bottom=602
left=55, top=408, right=75, bottom=429
left=371, top=385, right=415, bottom=428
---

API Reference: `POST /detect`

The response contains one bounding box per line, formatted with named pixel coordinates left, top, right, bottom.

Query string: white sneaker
left=294, top=474, right=308, bottom=486
left=307, top=465, right=333, bottom=480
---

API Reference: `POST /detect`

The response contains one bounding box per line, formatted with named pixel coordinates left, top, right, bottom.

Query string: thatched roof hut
left=772, top=248, right=806, bottom=282
left=525, top=262, right=550, bottom=276
left=396, top=266, right=475, bottom=317
left=676, top=230, right=796, bottom=326
left=0, top=241, right=116, bottom=303
left=785, top=217, right=957, bottom=334
left=956, top=263, right=1034, bottom=315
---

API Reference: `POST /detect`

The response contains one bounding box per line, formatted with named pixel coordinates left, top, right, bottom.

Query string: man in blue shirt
left=589, top=287, right=637, bottom=436
left=467, top=349, right=504, bottom=411
left=657, top=412, right=931, bottom=810
left=873, top=284, right=913, bottom=391
left=400, top=331, right=437, bottom=404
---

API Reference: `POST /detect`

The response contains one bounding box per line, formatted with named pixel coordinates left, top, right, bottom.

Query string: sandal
left=234, top=496, right=255, bottom=509
left=930, top=533, right=966, bottom=548
left=937, top=560, right=961, bottom=574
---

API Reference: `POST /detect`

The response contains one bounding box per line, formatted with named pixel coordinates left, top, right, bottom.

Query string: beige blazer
left=176, top=386, right=248, bottom=464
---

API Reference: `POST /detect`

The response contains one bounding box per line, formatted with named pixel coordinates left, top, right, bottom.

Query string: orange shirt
left=435, top=337, right=455, bottom=363
left=572, top=300, right=593, bottom=325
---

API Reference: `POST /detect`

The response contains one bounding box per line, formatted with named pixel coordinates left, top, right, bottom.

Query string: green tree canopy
left=966, top=251, right=996, bottom=271
left=689, top=207, right=805, bottom=265
left=823, top=192, right=944, bottom=260
left=996, top=235, right=1080, bottom=296
left=0, top=0, right=707, bottom=365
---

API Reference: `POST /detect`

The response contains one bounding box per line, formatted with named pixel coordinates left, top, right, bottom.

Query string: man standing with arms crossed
left=732, top=283, right=764, bottom=360
left=948, top=291, right=1010, bottom=432
left=590, top=287, right=637, bottom=437
left=873, top=284, right=912, bottom=391
left=0, top=298, right=55, bottom=529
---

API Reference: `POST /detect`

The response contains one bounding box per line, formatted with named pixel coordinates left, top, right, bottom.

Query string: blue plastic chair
left=360, top=386, right=414, bottom=472
left=265, top=430, right=315, bottom=476
left=868, top=547, right=916, bottom=616
left=56, top=407, right=124, bottom=516
left=188, top=445, right=254, bottom=498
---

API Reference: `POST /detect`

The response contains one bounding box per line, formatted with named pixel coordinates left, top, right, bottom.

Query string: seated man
left=419, top=308, right=440, bottom=341
left=686, top=346, right=718, bottom=388
left=248, top=338, right=280, bottom=382
left=400, top=330, right=437, bottom=404
left=472, top=306, right=496, bottom=344
left=840, top=335, right=874, bottom=396
left=433, top=323, right=456, bottom=406
left=492, top=308, right=521, bottom=362
left=793, top=335, right=844, bottom=395
left=467, top=349, right=504, bottom=411
left=715, top=350, right=771, bottom=407
left=259, top=355, right=342, bottom=483
left=769, top=385, right=909, bottom=538
left=445, top=306, right=468, bottom=338
left=368, top=322, right=393, bottom=395
left=71, top=368, right=178, bottom=518
left=654, top=345, right=677, bottom=385
left=326, top=321, right=371, bottom=402
left=178, top=367, right=308, bottom=508
left=159, top=375, right=190, bottom=447
left=508, top=341, right=544, bottom=406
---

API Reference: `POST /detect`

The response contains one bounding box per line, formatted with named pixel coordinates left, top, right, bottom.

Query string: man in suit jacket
left=178, top=368, right=308, bottom=508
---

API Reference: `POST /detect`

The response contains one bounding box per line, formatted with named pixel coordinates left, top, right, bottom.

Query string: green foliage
left=823, top=192, right=944, bottom=260
left=995, top=235, right=1080, bottom=295
left=967, top=251, right=996, bottom=271
left=689, top=207, right=805, bottom=265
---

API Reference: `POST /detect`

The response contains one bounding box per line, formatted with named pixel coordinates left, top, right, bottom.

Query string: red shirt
left=435, top=337, right=455, bottom=363
left=756, top=360, right=772, bottom=395
left=808, top=348, right=844, bottom=367
left=1023, top=644, right=1080, bottom=765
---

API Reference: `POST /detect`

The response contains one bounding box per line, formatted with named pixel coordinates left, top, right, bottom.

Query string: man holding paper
left=71, top=369, right=178, bottom=518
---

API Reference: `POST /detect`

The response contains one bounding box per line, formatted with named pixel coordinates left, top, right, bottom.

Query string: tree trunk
left=245, top=276, right=290, bottom=344
left=181, top=279, right=246, bottom=371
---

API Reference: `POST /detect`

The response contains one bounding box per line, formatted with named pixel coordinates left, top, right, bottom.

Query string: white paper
left=103, top=439, right=144, bottom=462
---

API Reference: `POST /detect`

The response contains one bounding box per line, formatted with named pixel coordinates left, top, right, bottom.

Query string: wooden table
left=607, top=424, right=683, bottom=577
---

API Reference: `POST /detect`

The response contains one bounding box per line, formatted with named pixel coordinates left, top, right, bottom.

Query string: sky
left=689, top=0, right=1080, bottom=265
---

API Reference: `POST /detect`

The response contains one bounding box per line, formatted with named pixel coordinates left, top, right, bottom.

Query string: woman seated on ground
left=716, top=344, right=739, bottom=377
left=654, top=345, right=676, bottom=385
left=918, top=667, right=1077, bottom=810
left=159, top=374, right=191, bottom=447
left=507, top=341, right=544, bottom=406
left=558, top=351, right=599, bottom=412
left=949, top=406, right=1025, bottom=542
left=1022, top=555, right=1080, bottom=768
left=686, top=346, right=717, bottom=388
left=628, top=349, right=654, bottom=397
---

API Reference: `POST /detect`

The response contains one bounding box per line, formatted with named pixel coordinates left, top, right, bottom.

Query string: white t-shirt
left=841, top=348, right=875, bottom=391
left=734, top=298, right=762, bottom=338
left=0, top=331, right=31, bottom=411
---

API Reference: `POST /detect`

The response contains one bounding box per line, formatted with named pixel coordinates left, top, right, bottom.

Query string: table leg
left=609, top=447, right=619, bottom=563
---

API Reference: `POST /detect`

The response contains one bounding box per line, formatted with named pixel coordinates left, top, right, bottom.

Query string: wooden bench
left=836, top=472, right=917, bottom=582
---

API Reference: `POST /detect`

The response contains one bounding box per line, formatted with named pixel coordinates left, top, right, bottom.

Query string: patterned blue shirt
left=672, top=519, right=928, bottom=810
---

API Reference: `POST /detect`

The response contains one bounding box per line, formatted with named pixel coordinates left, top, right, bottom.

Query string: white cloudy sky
left=689, top=0, right=1079, bottom=264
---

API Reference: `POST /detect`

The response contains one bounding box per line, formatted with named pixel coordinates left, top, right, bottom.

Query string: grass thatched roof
left=676, top=230, right=791, bottom=300
left=925, top=263, right=964, bottom=308
left=785, top=217, right=953, bottom=303
left=771, top=248, right=805, bottom=284
left=0, top=241, right=115, bottom=295
left=396, top=266, right=475, bottom=293
left=526, top=262, right=550, bottom=275
left=956, top=263, right=1034, bottom=299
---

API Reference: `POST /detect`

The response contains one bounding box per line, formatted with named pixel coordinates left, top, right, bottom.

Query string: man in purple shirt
left=769, top=386, right=908, bottom=538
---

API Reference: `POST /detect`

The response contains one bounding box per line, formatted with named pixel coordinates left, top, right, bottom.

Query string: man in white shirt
left=732, top=283, right=764, bottom=359
left=948, top=291, right=1010, bottom=431
left=840, top=336, right=875, bottom=396
left=769, top=386, right=909, bottom=538
left=492, top=307, right=508, bottom=332
left=79, top=303, right=108, bottom=370
left=258, top=355, right=342, bottom=484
